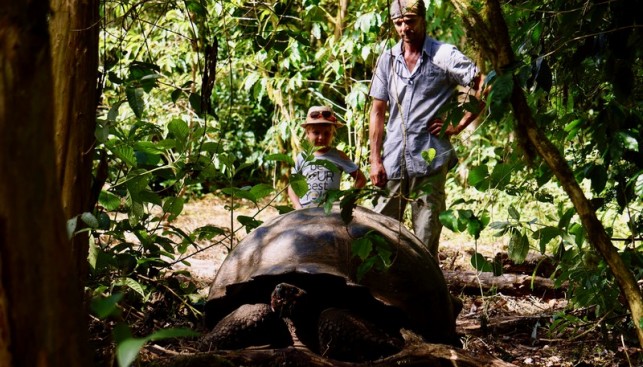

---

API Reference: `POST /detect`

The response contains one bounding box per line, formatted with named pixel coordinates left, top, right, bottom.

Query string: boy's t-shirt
left=293, top=147, right=359, bottom=207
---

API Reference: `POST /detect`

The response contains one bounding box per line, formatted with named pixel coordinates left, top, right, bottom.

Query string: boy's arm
left=350, top=169, right=366, bottom=189
left=287, top=185, right=303, bottom=209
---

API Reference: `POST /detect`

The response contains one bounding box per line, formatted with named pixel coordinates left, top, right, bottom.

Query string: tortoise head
left=270, top=283, right=307, bottom=317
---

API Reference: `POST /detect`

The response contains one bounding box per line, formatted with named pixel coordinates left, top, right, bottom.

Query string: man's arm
left=369, top=98, right=388, bottom=187
left=428, top=74, right=486, bottom=136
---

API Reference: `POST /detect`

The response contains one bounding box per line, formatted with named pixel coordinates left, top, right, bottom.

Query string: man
left=369, top=0, right=484, bottom=257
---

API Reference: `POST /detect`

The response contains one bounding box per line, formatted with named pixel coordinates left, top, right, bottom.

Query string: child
left=288, top=106, right=366, bottom=209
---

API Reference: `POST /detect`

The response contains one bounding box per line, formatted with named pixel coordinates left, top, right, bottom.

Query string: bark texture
left=48, top=0, right=100, bottom=285
left=0, top=1, right=89, bottom=365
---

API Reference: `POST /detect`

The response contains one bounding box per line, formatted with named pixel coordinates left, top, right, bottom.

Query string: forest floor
left=90, top=194, right=641, bottom=367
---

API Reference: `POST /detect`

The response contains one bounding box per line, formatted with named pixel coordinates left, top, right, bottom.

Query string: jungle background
left=1, top=0, right=642, bottom=366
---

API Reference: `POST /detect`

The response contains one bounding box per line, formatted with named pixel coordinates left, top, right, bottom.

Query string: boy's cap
left=390, top=0, right=426, bottom=19
left=302, top=106, right=344, bottom=127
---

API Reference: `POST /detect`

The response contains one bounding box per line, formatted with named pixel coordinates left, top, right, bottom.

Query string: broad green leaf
left=236, top=215, right=262, bottom=232
left=168, top=119, right=189, bottom=141
left=470, top=252, right=493, bottom=272
left=249, top=183, right=274, bottom=201
left=439, top=210, right=459, bottom=232
left=91, top=293, right=124, bottom=319
left=508, top=231, right=530, bottom=264
left=617, top=131, right=639, bottom=151
left=289, top=173, right=308, bottom=197
left=490, top=163, right=512, bottom=190
left=99, top=190, right=121, bottom=211
left=468, top=165, right=489, bottom=190
left=117, top=337, right=148, bottom=367
left=352, top=237, right=373, bottom=261
left=162, top=197, right=184, bottom=221
left=81, top=212, right=99, bottom=228
left=115, top=277, right=146, bottom=299
left=265, top=153, right=295, bottom=166
left=533, top=226, right=562, bottom=253
left=112, top=145, right=137, bottom=167
left=125, top=87, right=145, bottom=119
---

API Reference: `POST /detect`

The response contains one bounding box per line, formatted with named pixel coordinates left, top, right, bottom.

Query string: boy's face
left=305, top=124, right=335, bottom=148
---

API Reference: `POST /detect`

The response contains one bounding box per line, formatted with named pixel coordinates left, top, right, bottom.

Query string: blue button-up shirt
left=369, top=36, right=478, bottom=179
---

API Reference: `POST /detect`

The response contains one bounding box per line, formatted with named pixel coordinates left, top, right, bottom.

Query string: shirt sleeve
left=369, top=52, right=391, bottom=101
left=445, top=45, right=479, bottom=87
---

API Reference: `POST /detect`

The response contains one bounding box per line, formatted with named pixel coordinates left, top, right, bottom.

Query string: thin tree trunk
left=449, top=0, right=643, bottom=349
left=0, top=1, right=89, bottom=365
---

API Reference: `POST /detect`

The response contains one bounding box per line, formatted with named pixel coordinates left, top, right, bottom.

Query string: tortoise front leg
left=201, top=303, right=292, bottom=350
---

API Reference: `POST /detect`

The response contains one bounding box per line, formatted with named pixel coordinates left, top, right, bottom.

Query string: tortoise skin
left=204, top=206, right=459, bottom=359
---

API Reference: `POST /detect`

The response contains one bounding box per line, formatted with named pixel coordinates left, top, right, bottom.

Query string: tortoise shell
left=205, top=206, right=458, bottom=344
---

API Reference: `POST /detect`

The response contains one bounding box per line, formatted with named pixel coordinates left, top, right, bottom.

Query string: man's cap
left=302, top=106, right=344, bottom=127
left=390, top=0, right=426, bottom=19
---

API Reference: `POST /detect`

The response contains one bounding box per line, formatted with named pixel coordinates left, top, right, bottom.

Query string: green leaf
left=112, top=145, right=137, bottom=167
left=117, top=337, right=147, bottom=367
left=162, top=197, right=184, bottom=222
left=470, top=252, right=493, bottom=272
left=533, top=226, right=562, bottom=253
left=115, top=277, right=146, bottom=299
left=507, top=205, right=520, bottom=221
left=148, top=327, right=199, bottom=340
left=468, top=165, right=489, bottom=190
left=81, top=212, right=99, bottom=228
left=617, top=131, right=639, bottom=151
left=266, top=153, right=295, bottom=166
left=91, top=293, right=124, bottom=319
left=168, top=119, right=189, bottom=141
left=508, top=231, right=530, bottom=264
left=352, top=237, right=373, bottom=261
left=421, top=148, right=436, bottom=164
left=289, top=173, right=308, bottom=197
left=249, top=184, right=274, bottom=201
left=439, top=210, right=459, bottom=232
left=99, top=191, right=121, bottom=211
left=66, top=216, right=78, bottom=239
left=237, top=215, right=262, bottom=232
left=125, top=87, right=145, bottom=119
left=490, top=163, right=512, bottom=189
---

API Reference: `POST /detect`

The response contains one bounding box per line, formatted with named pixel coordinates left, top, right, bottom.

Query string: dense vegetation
left=2, top=0, right=641, bottom=366
left=85, top=0, right=643, bottom=363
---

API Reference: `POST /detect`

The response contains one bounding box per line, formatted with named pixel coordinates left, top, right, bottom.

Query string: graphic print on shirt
left=302, top=163, right=337, bottom=204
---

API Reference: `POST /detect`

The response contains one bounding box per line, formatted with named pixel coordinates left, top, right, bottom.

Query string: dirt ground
left=92, top=195, right=641, bottom=367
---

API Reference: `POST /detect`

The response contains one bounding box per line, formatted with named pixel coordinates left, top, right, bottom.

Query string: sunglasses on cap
left=309, top=110, right=336, bottom=121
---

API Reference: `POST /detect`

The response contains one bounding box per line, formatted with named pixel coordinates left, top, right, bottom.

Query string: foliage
left=89, top=0, right=643, bottom=361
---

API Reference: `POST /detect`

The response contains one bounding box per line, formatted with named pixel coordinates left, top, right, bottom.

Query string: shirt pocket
left=419, top=63, right=448, bottom=97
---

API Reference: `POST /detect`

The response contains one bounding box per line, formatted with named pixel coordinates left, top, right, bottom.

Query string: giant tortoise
left=202, top=206, right=460, bottom=362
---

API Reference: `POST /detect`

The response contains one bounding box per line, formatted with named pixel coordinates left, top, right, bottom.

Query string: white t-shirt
left=293, top=148, right=358, bottom=207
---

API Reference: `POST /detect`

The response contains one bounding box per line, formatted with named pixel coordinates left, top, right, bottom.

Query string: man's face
left=393, top=15, right=424, bottom=44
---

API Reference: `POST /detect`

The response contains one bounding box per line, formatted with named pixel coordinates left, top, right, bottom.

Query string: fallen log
left=144, top=342, right=517, bottom=367
left=444, top=271, right=567, bottom=298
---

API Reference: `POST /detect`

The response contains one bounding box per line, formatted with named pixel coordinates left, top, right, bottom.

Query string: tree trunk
left=49, top=0, right=100, bottom=286
left=444, top=271, right=566, bottom=299
left=448, top=0, right=643, bottom=349
left=0, top=1, right=89, bottom=366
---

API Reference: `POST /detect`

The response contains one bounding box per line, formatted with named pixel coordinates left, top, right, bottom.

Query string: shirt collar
left=391, top=36, right=434, bottom=59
